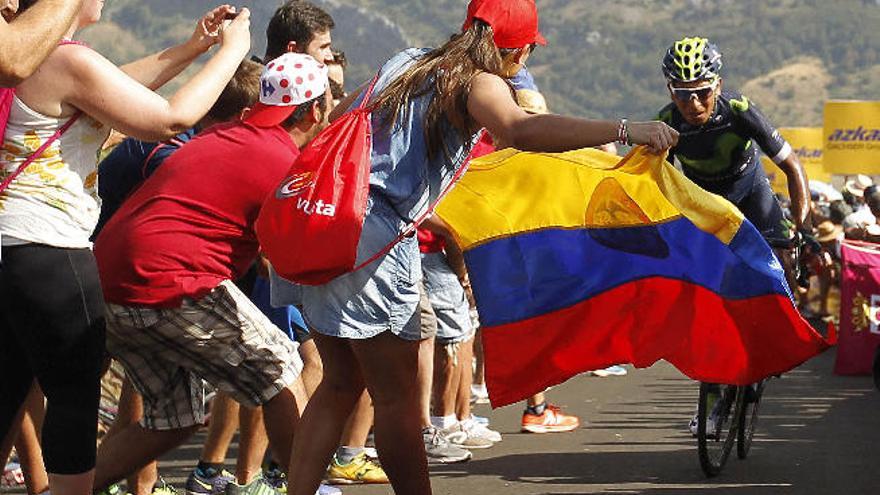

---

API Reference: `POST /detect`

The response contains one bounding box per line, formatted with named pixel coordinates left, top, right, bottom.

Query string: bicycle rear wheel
left=697, top=382, right=743, bottom=477
left=737, top=380, right=766, bottom=459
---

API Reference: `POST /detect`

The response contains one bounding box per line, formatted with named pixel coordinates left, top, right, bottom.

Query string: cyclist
left=656, top=37, right=812, bottom=435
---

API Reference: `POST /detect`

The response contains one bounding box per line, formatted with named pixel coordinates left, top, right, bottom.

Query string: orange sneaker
left=521, top=404, right=580, bottom=433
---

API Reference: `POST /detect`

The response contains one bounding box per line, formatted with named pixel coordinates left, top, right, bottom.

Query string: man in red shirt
left=92, top=52, right=331, bottom=493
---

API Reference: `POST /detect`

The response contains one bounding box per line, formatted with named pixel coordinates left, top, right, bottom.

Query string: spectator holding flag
left=287, top=1, right=676, bottom=494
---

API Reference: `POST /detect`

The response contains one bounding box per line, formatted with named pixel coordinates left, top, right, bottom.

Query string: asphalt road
left=151, top=343, right=879, bottom=495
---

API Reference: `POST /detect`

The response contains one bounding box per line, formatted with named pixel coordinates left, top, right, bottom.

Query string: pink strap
left=353, top=158, right=471, bottom=272
left=357, top=74, right=381, bottom=110
left=140, top=137, right=184, bottom=179
left=0, top=40, right=88, bottom=194
left=0, top=112, right=82, bottom=194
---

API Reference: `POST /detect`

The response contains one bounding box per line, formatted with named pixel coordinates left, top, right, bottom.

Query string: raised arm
left=120, top=5, right=235, bottom=90
left=467, top=72, right=678, bottom=154
left=62, top=9, right=252, bottom=142
left=778, top=154, right=811, bottom=230
left=0, top=0, right=82, bottom=86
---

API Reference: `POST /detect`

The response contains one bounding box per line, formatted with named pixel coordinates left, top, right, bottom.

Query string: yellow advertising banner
left=762, top=127, right=829, bottom=196
left=823, top=101, right=880, bottom=175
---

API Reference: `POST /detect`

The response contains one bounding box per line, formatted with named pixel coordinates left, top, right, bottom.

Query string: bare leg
left=16, top=384, right=49, bottom=495
left=298, top=339, right=323, bottom=398
left=199, top=392, right=239, bottom=465
left=417, top=336, right=435, bottom=428
left=339, top=391, right=373, bottom=448
left=235, top=406, right=268, bottom=484
left=93, top=424, right=198, bottom=491
left=454, top=338, right=475, bottom=421
left=432, top=342, right=459, bottom=419
left=288, top=334, right=365, bottom=495
left=104, top=380, right=158, bottom=495
left=261, top=377, right=308, bottom=473
left=49, top=473, right=95, bottom=495
left=527, top=392, right=546, bottom=408
left=472, top=329, right=485, bottom=388
left=351, top=333, right=431, bottom=495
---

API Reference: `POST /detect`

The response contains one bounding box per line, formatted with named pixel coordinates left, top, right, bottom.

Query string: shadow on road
left=430, top=351, right=879, bottom=494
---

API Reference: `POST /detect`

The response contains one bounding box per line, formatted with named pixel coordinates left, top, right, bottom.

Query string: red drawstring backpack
left=256, top=77, right=469, bottom=285
left=255, top=77, right=379, bottom=285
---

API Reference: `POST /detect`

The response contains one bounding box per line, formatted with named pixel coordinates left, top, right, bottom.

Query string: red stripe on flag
left=482, top=277, right=830, bottom=407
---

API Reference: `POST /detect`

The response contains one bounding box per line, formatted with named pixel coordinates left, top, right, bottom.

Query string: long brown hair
left=370, top=20, right=507, bottom=160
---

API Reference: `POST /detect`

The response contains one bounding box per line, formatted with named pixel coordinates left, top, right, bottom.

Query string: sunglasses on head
left=669, top=80, right=718, bottom=101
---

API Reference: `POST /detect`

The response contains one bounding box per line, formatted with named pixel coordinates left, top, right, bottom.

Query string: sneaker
left=470, top=384, right=489, bottom=404
left=152, top=478, right=178, bottom=495
left=590, top=365, right=628, bottom=377
left=687, top=413, right=700, bottom=436
left=363, top=447, right=378, bottom=460
left=95, top=485, right=123, bottom=495
left=463, top=417, right=501, bottom=442
left=441, top=421, right=495, bottom=449
left=422, top=426, right=472, bottom=464
left=2, top=462, right=24, bottom=488
left=224, top=474, right=280, bottom=495
left=263, top=466, right=286, bottom=494
left=688, top=412, right=718, bottom=438
left=472, top=414, right=490, bottom=426
left=521, top=404, right=580, bottom=433
left=186, top=469, right=236, bottom=495
left=326, top=452, right=388, bottom=484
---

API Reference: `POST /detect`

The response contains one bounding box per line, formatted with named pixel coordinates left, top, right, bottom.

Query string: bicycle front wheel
left=697, top=382, right=743, bottom=477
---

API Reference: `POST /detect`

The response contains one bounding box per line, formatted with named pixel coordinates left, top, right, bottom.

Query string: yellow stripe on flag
left=438, top=147, right=743, bottom=250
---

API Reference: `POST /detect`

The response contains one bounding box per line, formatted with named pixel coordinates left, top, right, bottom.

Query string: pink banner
left=835, top=240, right=880, bottom=375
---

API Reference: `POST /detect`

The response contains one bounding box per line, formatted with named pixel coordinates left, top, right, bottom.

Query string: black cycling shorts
left=735, top=166, right=794, bottom=249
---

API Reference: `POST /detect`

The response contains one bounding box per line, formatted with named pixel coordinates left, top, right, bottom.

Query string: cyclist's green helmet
left=662, top=37, right=723, bottom=83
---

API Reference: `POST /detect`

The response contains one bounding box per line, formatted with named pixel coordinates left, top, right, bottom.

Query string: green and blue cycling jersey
left=658, top=89, right=794, bottom=246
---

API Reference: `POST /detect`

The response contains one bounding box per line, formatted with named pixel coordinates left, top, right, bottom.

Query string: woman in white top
left=0, top=2, right=252, bottom=495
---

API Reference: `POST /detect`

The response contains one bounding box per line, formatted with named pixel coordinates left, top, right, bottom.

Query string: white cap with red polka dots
left=245, top=52, right=329, bottom=127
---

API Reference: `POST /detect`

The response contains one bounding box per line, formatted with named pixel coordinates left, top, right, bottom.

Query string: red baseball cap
left=462, top=0, right=547, bottom=49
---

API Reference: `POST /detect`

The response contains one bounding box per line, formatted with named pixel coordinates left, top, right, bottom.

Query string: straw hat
left=815, top=221, right=843, bottom=242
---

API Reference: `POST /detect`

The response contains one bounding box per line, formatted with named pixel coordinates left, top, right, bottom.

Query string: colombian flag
left=437, top=146, right=830, bottom=407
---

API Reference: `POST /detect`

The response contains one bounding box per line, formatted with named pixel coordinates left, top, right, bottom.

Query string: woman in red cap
left=290, top=1, right=678, bottom=493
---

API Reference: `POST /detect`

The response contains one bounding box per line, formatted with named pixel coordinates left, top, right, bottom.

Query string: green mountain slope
left=80, top=0, right=880, bottom=126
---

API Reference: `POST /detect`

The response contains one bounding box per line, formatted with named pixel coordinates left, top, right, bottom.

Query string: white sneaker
left=441, top=421, right=495, bottom=449
left=590, top=365, right=628, bottom=377
left=316, top=483, right=341, bottom=495
left=463, top=417, right=501, bottom=443
left=688, top=413, right=699, bottom=436
left=688, top=413, right=717, bottom=438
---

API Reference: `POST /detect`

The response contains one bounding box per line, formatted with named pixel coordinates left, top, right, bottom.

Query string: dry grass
left=741, top=57, right=831, bottom=127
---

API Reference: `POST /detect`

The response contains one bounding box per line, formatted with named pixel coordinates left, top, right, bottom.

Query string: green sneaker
left=151, top=478, right=177, bottom=495
left=96, top=484, right=122, bottom=495
left=262, top=466, right=286, bottom=495
left=224, top=474, right=280, bottom=495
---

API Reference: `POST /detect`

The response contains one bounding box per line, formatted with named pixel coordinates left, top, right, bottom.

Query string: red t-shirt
left=95, top=123, right=298, bottom=308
